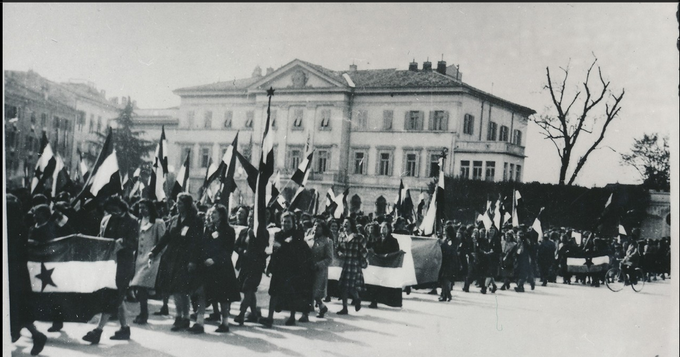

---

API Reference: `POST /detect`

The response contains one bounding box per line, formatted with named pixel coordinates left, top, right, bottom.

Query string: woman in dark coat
left=514, top=230, right=532, bottom=292
left=193, top=204, right=241, bottom=333
left=366, top=222, right=402, bottom=308
left=336, top=217, right=368, bottom=315
left=234, top=208, right=268, bottom=324
left=480, top=226, right=501, bottom=294
left=260, top=212, right=313, bottom=327
left=438, top=225, right=461, bottom=301
left=149, top=193, right=204, bottom=332
left=500, top=230, right=517, bottom=290
left=461, top=226, right=479, bottom=293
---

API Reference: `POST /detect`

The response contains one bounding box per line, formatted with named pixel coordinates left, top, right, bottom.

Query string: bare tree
left=534, top=57, right=625, bottom=185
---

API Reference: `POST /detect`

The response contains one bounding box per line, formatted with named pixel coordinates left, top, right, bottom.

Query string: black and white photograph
left=3, top=3, right=678, bottom=357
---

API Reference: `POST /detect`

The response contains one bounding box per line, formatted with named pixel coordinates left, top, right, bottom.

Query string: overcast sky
left=4, top=3, right=678, bottom=188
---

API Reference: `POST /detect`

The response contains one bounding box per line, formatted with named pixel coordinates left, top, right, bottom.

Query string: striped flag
left=512, top=190, right=522, bottom=227
left=291, top=151, right=314, bottom=187
left=493, top=196, right=503, bottom=230
left=254, top=87, right=276, bottom=247
left=171, top=152, right=191, bottom=200
left=604, top=193, right=613, bottom=209
left=234, top=149, right=258, bottom=193
left=333, top=188, right=349, bottom=219
left=27, top=234, right=118, bottom=322
left=199, top=158, right=219, bottom=205
left=218, top=133, right=239, bottom=207
left=73, top=129, right=121, bottom=206
left=31, top=132, right=57, bottom=195
left=325, top=187, right=337, bottom=215
left=419, top=157, right=444, bottom=236
left=531, top=207, right=545, bottom=240
left=51, top=154, right=72, bottom=197
left=149, top=126, right=168, bottom=201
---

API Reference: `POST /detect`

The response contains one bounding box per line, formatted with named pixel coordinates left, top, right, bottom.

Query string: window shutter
left=419, top=111, right=425, bottom=130
left=443, top=111, right=449, bottom=131
left=428, top=111, right=434, bottom=131
left=404, top=111, right=410, bottom=130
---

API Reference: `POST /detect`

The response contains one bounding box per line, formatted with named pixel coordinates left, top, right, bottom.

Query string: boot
left=154, top=305, right=169, bottom=316
left=234, top=312, right=246, bottom=325
left=82, top=328, right=102, bottom=344
left=48, top=321, right=63, bottom=332
left=110, top=326, right=131, bottom=340
left=31, top=332, right=47, bottom=356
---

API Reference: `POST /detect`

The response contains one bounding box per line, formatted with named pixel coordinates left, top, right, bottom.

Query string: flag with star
left=27, top=234, right=118, bottom=322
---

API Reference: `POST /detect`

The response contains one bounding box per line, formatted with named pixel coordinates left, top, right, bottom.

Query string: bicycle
left=605, top=262, right=645, bottom=292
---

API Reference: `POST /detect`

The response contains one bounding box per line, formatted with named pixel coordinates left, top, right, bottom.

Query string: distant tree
left=621, top=133, right=670, bottom=191
left=533, top=56, right=625, bottom=185
left=87, top=97, right=155, bottom=176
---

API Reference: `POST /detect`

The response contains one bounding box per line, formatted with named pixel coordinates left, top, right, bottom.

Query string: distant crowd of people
left=6, top=190, right=671, bottom=355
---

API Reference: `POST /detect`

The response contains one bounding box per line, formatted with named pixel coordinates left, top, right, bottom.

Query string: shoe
left=171, top=318, right=190, bottom=331
left=428, top=289, right=439, bottom=295
left=82, top=328, right=102, bottom=344
left=490, top=285, right=497, bottom=293
left=215, top=324, right=230, bottom=333
left=438, top=297, right=447, bottom=302
left=499, top=285, right=507, bottom=291
left=404, top=287, right=411, bottom=295
left=110, top=326, right=131, bottom=340
left=368, top=302, right=378, bottom=308
left=447, top=296, right=452, bottom=302
left=541, top=281, right=547, bottom=287
left=337, top=308, right=348, bottom=315
left=234, top=313, right=245, bottom=325
left=324, top=296, right=331, bottom=302
left=462, top=287, right=469, bottom=293
left=317, top=306, right=328, bottom=318
left=258, top=317, right=273, bottom=328
left=285, top=317, right=296, bottom=326
left=154, top=306, right=169, bottom=316
left=31, top=332, right=47, bottom=356
left=206, top=312, right=221, bottom=322
left=354, top=298, right=362, bottom=312
left=298, top=315, right=309, bottom=323
left=514, top=287, right=525, bottom=293
left=188, top=324, right=204, bottom=334
left=133, top=315, right=148, bottom=325
left=190, top=313, right=197, bottom=321
left=530, top=283, right=535, bottom=291
left=480, top=288, right=487, bottom=294
left=48, top=321, right=63, bottom=332
left=245, top=310, right=261, bottom=323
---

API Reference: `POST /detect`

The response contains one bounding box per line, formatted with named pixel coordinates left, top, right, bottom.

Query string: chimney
left=436, top=60, right=447, bottom=75
left=266, top=67, right=274, bottom=75
left=100, top=89, right=106, bottom=98
left=422, top=58, right=432, bottom=72
left=349, top=63, right=358, bottom=72
left=252, top=66, right=262, bottom=78
left=110, top=97, right=119, bottom=105
left=408, top=59, right=418, bottom=71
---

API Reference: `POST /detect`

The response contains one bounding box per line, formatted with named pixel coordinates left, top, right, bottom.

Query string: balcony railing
left=454, top=140, right=525, bottom=157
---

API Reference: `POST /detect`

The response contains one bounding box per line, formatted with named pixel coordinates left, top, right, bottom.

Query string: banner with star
left=27, top=234, right=117, bottom=322
left=566, top=254, right=610, bottom=274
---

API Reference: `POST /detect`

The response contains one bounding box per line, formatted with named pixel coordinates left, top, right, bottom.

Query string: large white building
left=169, top=59, right=535, bottom=212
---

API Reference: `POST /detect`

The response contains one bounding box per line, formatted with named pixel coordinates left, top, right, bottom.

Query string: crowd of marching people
left=6, top=189, right=672, bottom=355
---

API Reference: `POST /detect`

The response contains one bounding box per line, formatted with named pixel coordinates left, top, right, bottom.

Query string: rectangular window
left=76, top=111, right=85, bottom=131
left=509, top=163, right=515, bottom=181
left=186, top=110, right=195, bottom=128
left=406, top=111, right=421, bottom=130
left=201, top=147, right=210, bottom=168
left=319, top=109, right=331, bottom=129
left=224, top=111, right=233, bottom=128
left=383, top=110, right=393, bottom=130
left=316, top=150, right=329, bottom=173
left=472, top=161, right=483, bottom=180
left=42, top=113, right=48, bottom=129
left=460, top=160, right=470, bottom=179
left=503, top=162, right=508, bottom=181
left=515, top=165, right=522, bottom=182
left=292, top=108, right=304, bottom=129
left=289, top=148, right=302, bottom=171
left=379, top=152, right=392, bottom=176
left=485, top=161, right=495, bottom=181
left=354, top=152, right=365, bottom=175
left=354, top=110, right=367, bottom=130
left=405, top=153, right=418, bottom=177
left=204, top=111, right=213, bottom=128
left=513, top=130, right=522, bottom=146
left=5, top=105, right=18, bottom=119
left=430, top=110, right=448, bottom=131
left=245, top=111, right=254, bottom=128
left=499, top=125, right=509, bottom=142
left=429, top=153, right=440, bottom=177
left=463, top=114, right=474, bottom=135
left=97, top=116, right=102, bottom=133
left=487, top=121, right=497, bottom=141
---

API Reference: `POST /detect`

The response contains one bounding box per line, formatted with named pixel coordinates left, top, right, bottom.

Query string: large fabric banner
left=27, top=234, right=117, bottom=322
left=328, top=234, right=442, bottom=288
left=567, top=254, right=610, bottom=274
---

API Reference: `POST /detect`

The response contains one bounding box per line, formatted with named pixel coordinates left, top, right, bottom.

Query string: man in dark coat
left=82, top=196, right=139, bottom=344
left=537, top=235, right=557, bottom=286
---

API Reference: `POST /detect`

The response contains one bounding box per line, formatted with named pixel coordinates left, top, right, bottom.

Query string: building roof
left=59, top=82, right=117, bottom=108
left=347, top=69, right=462, bottom=88
left=174, top=76, right=261, bottom=94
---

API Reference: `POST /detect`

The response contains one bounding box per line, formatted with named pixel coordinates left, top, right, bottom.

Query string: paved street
left=9, top=278, right=678, bottom=357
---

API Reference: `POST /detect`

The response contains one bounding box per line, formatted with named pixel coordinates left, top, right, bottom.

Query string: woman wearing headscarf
left=259, top=212, right=313, bottom=327
left=193, top=204, right=241, bottom=333
left=300, top=219, right=334, bottom=320
left=130, top=199, right=166, bottom=325
left=148, top=193, right=204, bottom=332
left=336, top=217, right=368, bottom=315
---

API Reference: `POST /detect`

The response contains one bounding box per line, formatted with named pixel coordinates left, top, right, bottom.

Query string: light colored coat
left=130, top=218, right=166, bottom=288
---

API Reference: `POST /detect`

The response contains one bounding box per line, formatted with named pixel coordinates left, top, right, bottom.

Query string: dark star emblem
left=35, top=262, right=57, bottom=292
left=583, top=257, right=594, bottom=270
left=266, top=87, right=275, bottom=97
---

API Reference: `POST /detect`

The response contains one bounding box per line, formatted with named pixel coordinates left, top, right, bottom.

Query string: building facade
left=171, top=59, right=535, bottom=212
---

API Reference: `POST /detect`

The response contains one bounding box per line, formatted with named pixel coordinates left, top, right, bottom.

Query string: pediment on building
left=249, top=59, right=348, bottom=91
